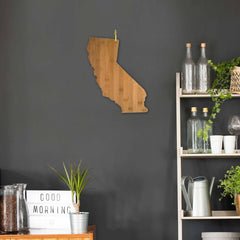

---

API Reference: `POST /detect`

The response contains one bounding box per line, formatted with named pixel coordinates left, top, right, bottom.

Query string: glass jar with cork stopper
left=187, top=107, right=203, bottom=153
left=196, top=43, right=210, bottom=93
left=202, top=107, right=213, bottom=153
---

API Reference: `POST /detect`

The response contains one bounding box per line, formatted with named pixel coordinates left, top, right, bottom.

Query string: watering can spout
left=209, top=177, right=215, bottom=197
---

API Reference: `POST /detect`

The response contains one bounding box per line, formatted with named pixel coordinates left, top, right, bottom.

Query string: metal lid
left=191, top=107, right=197, bottom=112
left=186, top=43, right=191, bottom=47
left=202, top=232, right=240, bottom=238
left=201, top=43, right=206, bottom=47
left=203, top=108, right=208, bottom=113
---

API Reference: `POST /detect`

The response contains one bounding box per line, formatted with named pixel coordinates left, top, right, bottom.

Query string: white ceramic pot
left=210, top=135, right=223, bottom=154
left=224, top=135, right=236, bottom=154
left=69, top=212, right=89, bottom=234
left=202, top=232, right=240, bottom=240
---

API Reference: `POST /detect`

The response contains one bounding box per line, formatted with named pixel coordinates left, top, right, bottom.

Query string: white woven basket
left=202, top=232, right=240, bottom=240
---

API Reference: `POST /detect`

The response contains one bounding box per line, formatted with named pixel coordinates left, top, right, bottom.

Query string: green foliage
left=218, top=166, right=240, bottom=203
left=50, top=161, right=92, bottom=213
left=199, top=57, right=240, bottom=141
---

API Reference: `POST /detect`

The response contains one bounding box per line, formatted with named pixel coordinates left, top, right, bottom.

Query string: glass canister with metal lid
left=0, top=185, right=19, bottom=233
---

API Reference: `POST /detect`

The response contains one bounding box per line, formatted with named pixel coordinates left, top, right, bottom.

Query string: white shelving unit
left=176, top=72, right=240, bottom=240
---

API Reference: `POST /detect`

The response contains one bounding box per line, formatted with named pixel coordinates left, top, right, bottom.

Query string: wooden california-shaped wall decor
left=86, top=30, right=148, bottom=113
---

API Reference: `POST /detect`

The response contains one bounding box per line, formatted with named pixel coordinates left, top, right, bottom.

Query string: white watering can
left=181, top=176, right=215, bottom=217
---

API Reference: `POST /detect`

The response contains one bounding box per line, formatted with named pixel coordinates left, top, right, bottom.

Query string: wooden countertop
left=0, top=225, right=96, bottom=239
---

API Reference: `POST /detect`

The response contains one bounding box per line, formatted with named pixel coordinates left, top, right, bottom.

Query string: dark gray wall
left=0, top=0, right=240, bottom=239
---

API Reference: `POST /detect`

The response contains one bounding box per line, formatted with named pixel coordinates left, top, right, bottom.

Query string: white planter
left=224, top=135, right=236, bottom=154
left=202, top=232, right=240, bottom=240
left=210, top=135, right=223, bottom=154
left=69, top=212, right=89, bottom=234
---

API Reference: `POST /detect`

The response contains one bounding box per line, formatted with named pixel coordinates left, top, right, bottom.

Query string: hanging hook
left=114, top=29, right=117, bottom=42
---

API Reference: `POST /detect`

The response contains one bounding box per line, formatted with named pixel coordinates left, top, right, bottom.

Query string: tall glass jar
left=182, top=43, right=196, bottom=93
left=187, top=107, right=202, bottom=153
left=15, top=183, right=29, bottom=233
left=196, top=43, right=210, bottom=93
left=0, top=185, right=19, bottom=233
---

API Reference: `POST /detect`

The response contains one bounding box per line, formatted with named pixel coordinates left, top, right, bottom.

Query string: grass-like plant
left=50, top=161, right=91, bottom=213
left=218, top=166, right=240, bottom=204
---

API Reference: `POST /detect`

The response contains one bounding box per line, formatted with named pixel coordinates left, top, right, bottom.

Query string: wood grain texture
left=87, top=37, right=148, bottom=113
left=0, top=235, right=92, bottom=240
left=7, top=237, right=90, bottom=240
left=0, top=225, right=96, bottom=240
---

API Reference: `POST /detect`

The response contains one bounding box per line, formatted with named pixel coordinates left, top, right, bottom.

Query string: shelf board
left=182, top=210, right=240, bottom=220
left=0, top=225, right=96, bottom=238
left=181, top=149, right=240, bottom=158
left=179, top=89, right=240, bottom=98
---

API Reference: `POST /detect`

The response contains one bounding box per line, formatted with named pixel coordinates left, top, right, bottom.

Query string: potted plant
left=198, top=57, right=240, bottom=141
left=218, top=165, right=240, bottom=215
left=50, top=161, right=92, bottom=234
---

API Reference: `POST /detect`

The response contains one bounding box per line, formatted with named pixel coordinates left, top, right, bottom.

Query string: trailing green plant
left=50, top=161, right=92, bottom=213
left=218, top=166, right=240, bottom=204
left=197, top=57, right=240, bottom=141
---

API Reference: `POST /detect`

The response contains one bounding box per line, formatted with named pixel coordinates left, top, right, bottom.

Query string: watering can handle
left=209, top=177, right=215, bottom=196
left=181, top=176, right=193, bottom=210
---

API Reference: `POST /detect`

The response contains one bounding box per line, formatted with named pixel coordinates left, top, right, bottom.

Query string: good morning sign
left=26, top=190, right=75, bottom=229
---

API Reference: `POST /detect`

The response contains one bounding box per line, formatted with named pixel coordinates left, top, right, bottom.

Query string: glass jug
left=0, top=185, right=19, bottom=233
left=15, top=183, right=29, bottom=233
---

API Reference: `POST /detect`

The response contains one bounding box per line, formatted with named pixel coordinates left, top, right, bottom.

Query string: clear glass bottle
left=196, top=43, right=210, bottom=93
left=16, top=183, right=29, bottom=233
left=0, top=185, right=19, bottom=233
left=202, top=108, right=213, bottom=153
left=182, top=43, right=196, bottom=93
left=187, top=107, right=202, bottom=153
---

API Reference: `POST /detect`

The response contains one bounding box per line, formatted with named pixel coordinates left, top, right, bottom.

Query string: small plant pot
left=210, top=135, right=223, bottom=154
left=235, top=194, right=240, bottom=216
left=69, top=212, right=89, bottom=234
left=224, top=135, right=236, bottom=154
